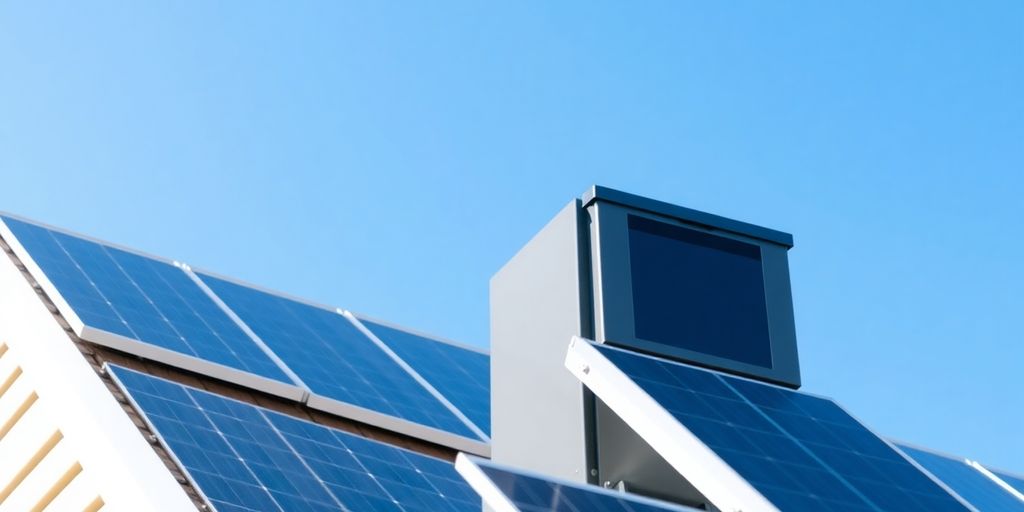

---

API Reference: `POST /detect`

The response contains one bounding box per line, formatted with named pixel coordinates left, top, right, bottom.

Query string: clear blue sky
left=2, top=2, right=1022, bottom=472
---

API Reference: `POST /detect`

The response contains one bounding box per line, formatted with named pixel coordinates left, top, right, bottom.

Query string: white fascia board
left=305, top=394, right=490, bottom=457
left=455, top=453, right=703, bottom=512
left=0, top=244, right=196, bottom=511
left=564, top=337, right=779, bottom=512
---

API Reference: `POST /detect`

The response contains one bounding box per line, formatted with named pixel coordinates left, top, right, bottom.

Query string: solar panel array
left=456, top=455, right=698, bottom=512
left=897, top=444, right=1024, bottom=512
left=589, top=343, right=970, bottom=512
left=109, top=365, right=480, bottom=512
left=9, top=213, right=1022, bottom=512
left=0, top=215, right=490, bottom=449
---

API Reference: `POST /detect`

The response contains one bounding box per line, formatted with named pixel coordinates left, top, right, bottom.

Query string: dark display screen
left=627, top=215, right=773, bottom=368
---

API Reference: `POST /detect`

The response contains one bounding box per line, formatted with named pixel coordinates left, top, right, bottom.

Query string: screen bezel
left=588, top=199, right=801, bottom=388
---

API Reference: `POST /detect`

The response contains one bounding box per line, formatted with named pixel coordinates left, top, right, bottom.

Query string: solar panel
left=196, top=272, right=487, bottom=452
left=566, top=339, right=972, bottom=512
left=0, top=216, right=300, bottom=399
left=108, top=364, right=480, bottom=512
left=357, top=316, right=491, bottom=437
left=455, top=454, right=700, bottom=512
left=895, top=444, right=1024, bottom=511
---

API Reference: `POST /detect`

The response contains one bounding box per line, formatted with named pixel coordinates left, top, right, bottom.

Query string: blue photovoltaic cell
left=197, top=273, right=479, bottom=440
left=594, top=345, right=968, bottom=512
left=361, top=320, right=491, bottom=436
left=897, top=445, right=1024, bottom=512
left=2, top=217, right=291, bottom=384
left=109, top=365, right=479, bottom=512
left=468, top=458, right=696, bottom=512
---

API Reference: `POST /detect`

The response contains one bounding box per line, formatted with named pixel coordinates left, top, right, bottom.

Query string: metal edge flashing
left=581, top=185, right=794, bottom=247
left=0, top=217, right=87, bottom=335
left=344, top=311, right=490, bottom=443
left=351, top=311, right=489, bottom=355
left=455, top=453, right=703, bottom=512
left=564, top=337, right=779, bottom=512
left=81, top=326, right=306, bottom=402
left=304, top=394, right=490, bottom=457
left=103, top=363, right=220, bottom=512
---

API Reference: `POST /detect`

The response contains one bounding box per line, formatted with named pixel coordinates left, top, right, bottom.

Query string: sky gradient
left=2, top=2, right=1022, bottom=472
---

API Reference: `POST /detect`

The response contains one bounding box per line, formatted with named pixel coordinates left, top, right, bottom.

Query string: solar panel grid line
left=698, top=371, right=980, bottom=512
left=103, top=362, right=286, bottom=512
left=0, top=215, right=305, bottom=402
left=344, top=311, right=491, bottom=442
left=261, top=411, right=418, bottom=511
left=100, top=248, right=201, bottom=354
left=179, top=263, right=312, bottom=401
left=193, top=270, right=491, bottom=456
left=563, top=336, right=779, bottom=512
left=715, top=377, right=981, bottom=512
left=455, top=454, right=704, bottom=512
left=835, top=438, right=977, bottom=512
left=667, top=351, right=974, bottom=512
left=251, top=407, right=352, bottom=511
left=706, top=379, right=886, bottom=512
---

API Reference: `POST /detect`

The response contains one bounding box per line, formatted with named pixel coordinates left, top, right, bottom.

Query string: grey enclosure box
left=490, top=186, right=801, bottom=494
